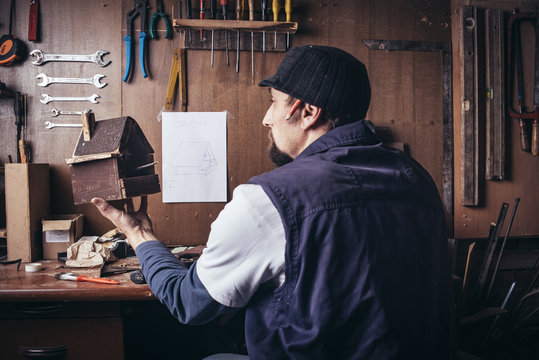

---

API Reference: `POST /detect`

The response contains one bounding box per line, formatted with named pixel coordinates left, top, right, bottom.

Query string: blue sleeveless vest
left=247, top=120, right=455, bottom=359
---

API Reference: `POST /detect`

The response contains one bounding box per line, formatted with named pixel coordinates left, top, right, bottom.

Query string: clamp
left=150, top=0, right=171, bottom=39
left=123, top=0, right=149, bottom=82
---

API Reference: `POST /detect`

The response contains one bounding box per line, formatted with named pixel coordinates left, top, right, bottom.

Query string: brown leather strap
left=28, top=0, right=39, bottom=41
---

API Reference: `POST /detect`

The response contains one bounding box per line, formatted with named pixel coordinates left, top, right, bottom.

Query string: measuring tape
left=0, top=34, right=25, bottom=66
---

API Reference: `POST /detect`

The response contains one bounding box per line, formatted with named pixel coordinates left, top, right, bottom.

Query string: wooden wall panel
left=1, top=0, right=453, bottom=245
left=452, top=0, right=539, bottom=238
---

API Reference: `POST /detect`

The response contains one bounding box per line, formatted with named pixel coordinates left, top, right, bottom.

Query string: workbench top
left=0, top=258, right=154, bottom=302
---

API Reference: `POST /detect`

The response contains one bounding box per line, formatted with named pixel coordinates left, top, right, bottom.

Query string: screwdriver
left=200, top=0, right=205, bottom=40
left=285, top=0, right=291, bottom=49
left=235, top=0, right=244, bottom=73
left=210, top=0, right=216, bottom=67
left=185, top=0, right=192, bottom=43
left=261, top=0, right=267, bottom=53
left=272, top=0, right=280, bottom=49
left=249, top=0, right=254, bottom=84
left=221, top=0, right=229, bottom=66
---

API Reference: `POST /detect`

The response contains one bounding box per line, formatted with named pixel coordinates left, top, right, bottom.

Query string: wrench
left=40, top=94, right=100, bottom=104
left=36, top=73, right=107, bottom=88
left=30, top=50, right=111, bottom=67
left=45, top=121, right=83, bottom=129
left=50, top=108, right=87, bottom=117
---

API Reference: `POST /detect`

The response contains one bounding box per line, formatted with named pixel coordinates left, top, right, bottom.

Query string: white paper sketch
left=162, top=112, right=227, bottom=203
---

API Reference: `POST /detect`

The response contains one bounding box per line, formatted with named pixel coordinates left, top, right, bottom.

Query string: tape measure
left=0, top=34, right=25, bottom=66
left=0, top=0, right=27, bottom=66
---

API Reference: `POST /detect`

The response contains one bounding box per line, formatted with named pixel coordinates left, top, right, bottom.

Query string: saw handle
left=532, top=120, right=539, bottom=156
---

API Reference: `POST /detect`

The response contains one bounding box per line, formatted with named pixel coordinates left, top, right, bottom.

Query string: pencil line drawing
left=170, top=141, right=217, bottom=176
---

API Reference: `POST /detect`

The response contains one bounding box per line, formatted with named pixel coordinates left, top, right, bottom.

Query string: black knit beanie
left=259, top=45, right=371, bottom=118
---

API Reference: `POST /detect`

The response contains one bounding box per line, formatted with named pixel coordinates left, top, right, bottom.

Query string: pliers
left=150, top=0, right=172, bottom=39
left=123, top=0, right=149, bottom=82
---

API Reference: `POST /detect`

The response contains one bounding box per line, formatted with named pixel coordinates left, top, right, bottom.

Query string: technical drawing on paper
left=171, top=141, right=217, bottom=175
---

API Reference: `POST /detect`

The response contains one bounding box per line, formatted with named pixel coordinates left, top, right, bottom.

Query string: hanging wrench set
left=30, top=49, right=111, bottom=129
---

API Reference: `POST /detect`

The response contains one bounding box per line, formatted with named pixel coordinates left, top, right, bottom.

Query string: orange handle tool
left=76, top=275, right=120, bottom=285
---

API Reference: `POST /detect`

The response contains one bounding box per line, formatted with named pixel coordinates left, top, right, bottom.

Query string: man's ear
left=300, top=103, right=323, bottom=130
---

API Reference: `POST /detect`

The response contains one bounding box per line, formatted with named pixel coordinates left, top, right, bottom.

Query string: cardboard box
left=42, top=214, right=84, bottom=259
left=5, top=164, right=50, bottom=261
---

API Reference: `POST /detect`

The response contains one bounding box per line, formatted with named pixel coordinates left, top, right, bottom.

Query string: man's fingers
left=91, top=197, right=124, bottom=225
left=139, top=196, right=148, bottom=213
left=125, top=198, right=135, bottom=213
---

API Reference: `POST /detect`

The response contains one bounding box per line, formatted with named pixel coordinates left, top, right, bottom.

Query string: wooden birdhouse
left=65, top=116, right=161, bottom=205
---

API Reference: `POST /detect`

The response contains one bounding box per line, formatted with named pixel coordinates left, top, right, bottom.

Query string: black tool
left=150, top=0, right=172, bottom=39
left=123, top=0, right=150, bottom=82
left=130, top=270, right=147, bottom=284
left=0, top=0, right=27, bottom=66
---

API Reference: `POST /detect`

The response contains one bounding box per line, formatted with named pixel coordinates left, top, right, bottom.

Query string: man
left=92, top=45, right=455, bottom=359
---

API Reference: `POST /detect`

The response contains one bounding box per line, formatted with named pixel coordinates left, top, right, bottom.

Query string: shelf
left=173, top=19, right=298, bottom=33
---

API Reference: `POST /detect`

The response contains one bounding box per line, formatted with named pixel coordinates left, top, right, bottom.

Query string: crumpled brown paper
left=66, top=236, right=117, bottom=267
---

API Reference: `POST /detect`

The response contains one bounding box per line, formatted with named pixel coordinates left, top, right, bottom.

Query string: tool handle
left=185, top=0, right=192, bottom=18
left=211, top=0, right=217, bottom=19
left=150, top=12, right=160, bottom=39
left=236, top=0, right=242, bottom=19
left=14, top=91, right=23, bottom=125
left=532, top=120, right=539, bottom=156
left=261, top=0, right=267, bottom=21
left=272, top=0, right=280, bottom=21
left=139, top=32, right=148, bottom=78
left=163, top=14, right=172, bottom=38
left=284, top=0, right=291, bottom=21
left=200, top=0, right=205, bottom=20
left=248, top=0, right=254, bottom=21
left=122, top=36, right=132, bottom=82
left=77, top=275, right=120, bottom=285
left=28, top=0, right=39, bottom=41
left=220, top=0, right=228, bottom=20
left=519, top=119, right=530, bottom=152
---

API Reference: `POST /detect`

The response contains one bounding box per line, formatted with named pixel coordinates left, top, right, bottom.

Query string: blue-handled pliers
left=123, top=0, right=149, bottom=82
left=150, top=0, right=171, bottom=39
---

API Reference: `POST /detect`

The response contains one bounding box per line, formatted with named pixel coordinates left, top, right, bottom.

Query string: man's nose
left=262, top=106, right=272, bottom=128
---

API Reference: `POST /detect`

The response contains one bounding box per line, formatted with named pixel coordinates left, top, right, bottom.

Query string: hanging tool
left=249, top=0, right=255, bottom=84
left=210, top=0, right=217, bottom=67
left=150, top=0, right=172, bottom=39
left=236, top=0, right=244, bottom=73
left=30, top=49, right=110, bottom=66
left=506, top=12, right=539, bottom=153
left=36, top=73, right=107, bottom=88
left=123, top=0, right=150, bottom=82
left=40, top=94, right=100, bottom=104
left=285, top=0, right=291, bottom=49
left=221, top=0, right=229, bottom=66
left=165, top=48, right=187, bottom=111
left=0, top=0, right=27, bottom=66
left=273, top=0, right=280, bottom=49
left=14, top=92, right=26, bottom=163
left=28, top=0, right=40, bottom=42
left=533, top=17, right=539, bottom=155
left=200, top=0, right=205, bottom=40
left=185, top=0, right=192, bottom=42
left=44, top=121, right=83, bottom=130
left=261, top=0, right=267, bottom=52
left=50, top=108, right=86, bottom=117
left=54, top=272, right=120, bottom=285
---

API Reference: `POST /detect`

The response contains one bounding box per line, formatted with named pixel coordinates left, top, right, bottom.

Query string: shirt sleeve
left=196, top=184, right=286, bottom=308
left=136, top=240, right=237, bottom=325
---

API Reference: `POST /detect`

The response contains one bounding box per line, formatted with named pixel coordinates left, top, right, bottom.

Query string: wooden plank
left=121, top=174, right=161, bottom=198
left=485, top=9, right=505, bottom=181
left=459, top=5, right=479, bottom=206
left=173, top=19, right=298, bottom=33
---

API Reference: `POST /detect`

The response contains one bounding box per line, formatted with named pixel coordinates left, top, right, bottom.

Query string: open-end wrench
left=40, top=94, right=100, bottom=104
left=45, top=121, right=83, bottom=129
left=30, top=50, right=111, bottom=67
left=50, top=108, right=87, bottom=117
left=37, top=73, right=107, bottom=88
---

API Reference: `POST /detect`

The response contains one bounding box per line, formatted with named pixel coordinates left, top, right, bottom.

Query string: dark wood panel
left=1, top=0, right=455, bottom=244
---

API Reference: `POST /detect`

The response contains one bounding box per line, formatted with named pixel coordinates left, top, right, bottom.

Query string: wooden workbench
left=0, top=258, right=245, bottom=360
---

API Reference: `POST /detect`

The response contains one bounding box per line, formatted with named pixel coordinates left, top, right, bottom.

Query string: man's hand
left=91, top=196, right=158, bottom=251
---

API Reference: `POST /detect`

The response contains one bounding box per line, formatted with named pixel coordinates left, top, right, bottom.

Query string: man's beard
left=268, top=132, right=293, bottom=167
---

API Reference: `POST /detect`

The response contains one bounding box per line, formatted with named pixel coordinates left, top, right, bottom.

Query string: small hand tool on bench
left=55, top=272, right=120, bottom=285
